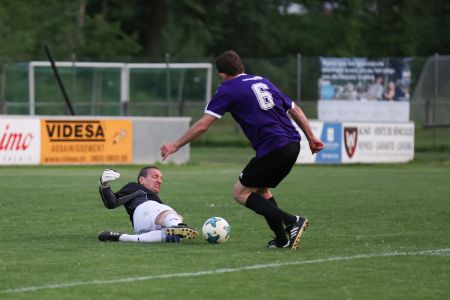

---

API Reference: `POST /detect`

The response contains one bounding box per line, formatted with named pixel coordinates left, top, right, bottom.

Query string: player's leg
left=155, top=209, right=183, bottom=227
left=233, top=181, right=296, bottom=248
left=256, top=187, right=272, bottom=200
left=98, top=204, right=185, bottom=243
left=134, top=201, right=198, bottom=240
left=256, top=188, right=297, bottom=234
left=235, top=142, right=308, bottom=249
left=256, top=187, right=289, bottom=246
left=233, top=180, right=296, bottom=226
left=155, top=210, right=198, bottom=240
left=240, top=186, right=307, bottom=249
left=98, top=230, right=181, bottom=243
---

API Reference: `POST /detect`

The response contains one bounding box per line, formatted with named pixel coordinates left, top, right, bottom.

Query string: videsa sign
left=41, top=119, right=132, bottom=164
left=0, top=118, right=41, bottom=165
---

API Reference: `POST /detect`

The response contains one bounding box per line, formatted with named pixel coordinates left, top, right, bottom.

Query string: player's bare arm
left=288, top=104, right=324, bottom=154
left=161, top=114, right=217, bottom=161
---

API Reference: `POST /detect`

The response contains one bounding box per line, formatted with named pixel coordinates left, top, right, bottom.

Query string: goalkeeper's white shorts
left=133, top=201, right=175, bottom=234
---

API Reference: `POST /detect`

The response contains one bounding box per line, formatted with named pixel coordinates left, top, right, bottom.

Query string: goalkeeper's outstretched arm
left=98, top=169, right=149, bottom=209
left=99, top=186, right=120, bottom=209
left=99, top=185, right=142, bottom=209
left=99, top=169, right=122, bottom=209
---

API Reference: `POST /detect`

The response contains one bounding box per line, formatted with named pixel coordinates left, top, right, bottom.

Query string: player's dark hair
left=215, top=50, right=245, bottom=76
left=137, top=165, right=160, bottom=182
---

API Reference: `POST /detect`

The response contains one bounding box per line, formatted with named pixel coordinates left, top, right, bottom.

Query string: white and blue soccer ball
left=202, top=217, right=230, bottom=244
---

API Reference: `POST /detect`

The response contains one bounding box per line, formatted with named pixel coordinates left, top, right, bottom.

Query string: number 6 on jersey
left=252, top=82, right=274, bottom=110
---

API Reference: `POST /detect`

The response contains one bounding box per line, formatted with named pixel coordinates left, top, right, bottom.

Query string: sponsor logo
left=44, top=120, right=105, bottom=142
left=316, top=123, right=342, bottom=163
left=41, top=119, right=132, bottom=164
left=344, top=127, right=358, bottom=158
left=0, top=124, right=34, bottom=151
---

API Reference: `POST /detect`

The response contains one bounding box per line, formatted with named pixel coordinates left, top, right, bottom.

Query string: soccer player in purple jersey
left=161, top=50, right=324, bottom=250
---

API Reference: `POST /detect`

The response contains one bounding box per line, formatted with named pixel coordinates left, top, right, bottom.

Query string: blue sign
left=316, top=123, right=342, bottom=163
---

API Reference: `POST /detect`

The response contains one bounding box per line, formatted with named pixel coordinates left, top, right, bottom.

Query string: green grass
left=415, top=125, right=450, bottom=152
left=0, top=150, right=449, bottom=299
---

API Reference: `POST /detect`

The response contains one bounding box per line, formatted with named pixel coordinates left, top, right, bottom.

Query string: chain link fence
left=411, top=55, right=450, bottom=127
left=1, top=55, right=449, bottom=150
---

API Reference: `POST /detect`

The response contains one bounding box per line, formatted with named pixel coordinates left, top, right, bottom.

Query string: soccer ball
left=202, top=217, right=230, bottom=244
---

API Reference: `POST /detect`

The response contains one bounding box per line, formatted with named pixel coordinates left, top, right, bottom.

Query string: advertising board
left=40, top=119, right=132, bottom=164
left=341, top=122, right=414, bottom=163
left=295, top=121, right=414, bottom=164
left=0, top=118, right=41, bottom=165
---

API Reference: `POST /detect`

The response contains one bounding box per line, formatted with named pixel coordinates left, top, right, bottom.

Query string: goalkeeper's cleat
left=266, top=239, right=290, bottom=249
left=165, top=234, right=182, bottom=243
left=288, top=216, right=309, bottom=251
left=98, top=231, right=123, bottom=242
left=164, top=224, right=198, bottom=240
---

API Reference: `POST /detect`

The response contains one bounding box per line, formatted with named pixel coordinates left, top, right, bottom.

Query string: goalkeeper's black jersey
left=99, top=182, right=163, bottom=224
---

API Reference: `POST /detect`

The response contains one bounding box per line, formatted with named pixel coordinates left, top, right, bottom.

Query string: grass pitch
left=0, top=149, right=449, bottom=299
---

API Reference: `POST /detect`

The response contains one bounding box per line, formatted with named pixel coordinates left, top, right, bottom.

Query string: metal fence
left=0, top=61, right=213, bottom=117
left=1, top=55, right=449, bottom=128
left=411, top=55, right=450, bottom=128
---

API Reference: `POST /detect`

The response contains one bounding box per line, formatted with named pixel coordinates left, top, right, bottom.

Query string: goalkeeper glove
left=99, top=169, right=120, bottom=187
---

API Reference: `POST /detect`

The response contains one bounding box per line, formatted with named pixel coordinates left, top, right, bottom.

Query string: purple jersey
left=205, top=74, right=301, bottom=157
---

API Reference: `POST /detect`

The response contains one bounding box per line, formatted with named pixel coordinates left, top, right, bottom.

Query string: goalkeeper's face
left=139, top=168, right=163, bottom=193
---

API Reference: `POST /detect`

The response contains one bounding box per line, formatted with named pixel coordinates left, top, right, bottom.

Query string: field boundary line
left=2, top=248, right=449, bottom=294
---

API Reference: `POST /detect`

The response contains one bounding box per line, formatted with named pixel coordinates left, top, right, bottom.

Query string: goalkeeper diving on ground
left=97, top=166, right=198, bottom=243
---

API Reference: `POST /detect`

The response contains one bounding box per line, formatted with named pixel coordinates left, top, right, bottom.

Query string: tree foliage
left=0, top=0, right=449, bottom=61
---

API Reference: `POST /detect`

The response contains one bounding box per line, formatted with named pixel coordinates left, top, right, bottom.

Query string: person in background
left=367, top=76, right=384, bottom=100
left=383, top=81, right=396, bottom=101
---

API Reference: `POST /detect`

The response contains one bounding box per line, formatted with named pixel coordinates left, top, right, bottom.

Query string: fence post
left=28, top=62, right=35, bottom=115
left=297, top=53, right=302, bottom=102
left=165, top=53, right=172, bottom=116
left=433, top=53, right=439, bottom=148
left=120, top=63, right=129, bottom=116
left=71, top=53, right=77, bottom=114
left=0, top=64, right=5, bottom=114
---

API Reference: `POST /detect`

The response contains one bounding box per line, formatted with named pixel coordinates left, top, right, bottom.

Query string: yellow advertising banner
left=41, top=119, right=132, bottom=164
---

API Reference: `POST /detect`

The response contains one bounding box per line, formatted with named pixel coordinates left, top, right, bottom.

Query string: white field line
left=2, top=248, right=449, bottom=294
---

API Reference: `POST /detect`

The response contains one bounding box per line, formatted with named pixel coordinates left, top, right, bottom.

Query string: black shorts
left=239, top=142, right=300, bottom=188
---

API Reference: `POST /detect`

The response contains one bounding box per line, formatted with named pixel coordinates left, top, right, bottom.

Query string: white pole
left=28, top=63, right=35, bottom=115
left=120, top=63, right=129, bottom=116
left=297, top=53, right=302, bottom=102
left=206, top=64, right=212, bottom=103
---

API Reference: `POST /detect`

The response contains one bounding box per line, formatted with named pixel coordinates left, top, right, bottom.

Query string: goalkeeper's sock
left=163, top=214, right=183, bottom=227
left=119, top=231, right=165, bottom=243
left=245, top=193, right=297, bottom=225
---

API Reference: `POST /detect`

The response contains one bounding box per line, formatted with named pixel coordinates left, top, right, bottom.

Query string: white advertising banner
left=0, top=118, right=41, bottom=164
left=294, top=121, right=414, bottom=164
left=341, top=122, right=414, bottom=163
left=318, top=100, right=410, bottom=122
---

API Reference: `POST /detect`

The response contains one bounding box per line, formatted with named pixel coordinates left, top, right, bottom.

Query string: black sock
left=245, top=193, right=297, bottom=226
left=264, top=197, right=287, bottom=244
left=269, top=197, right=294, bottom=227
left=268, top=196, right=278, bottom=207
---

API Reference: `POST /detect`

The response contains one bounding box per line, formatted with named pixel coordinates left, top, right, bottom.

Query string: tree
left=2, top=0, right=450, bottom=62
left=0, top=0, right=142, bottom=62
